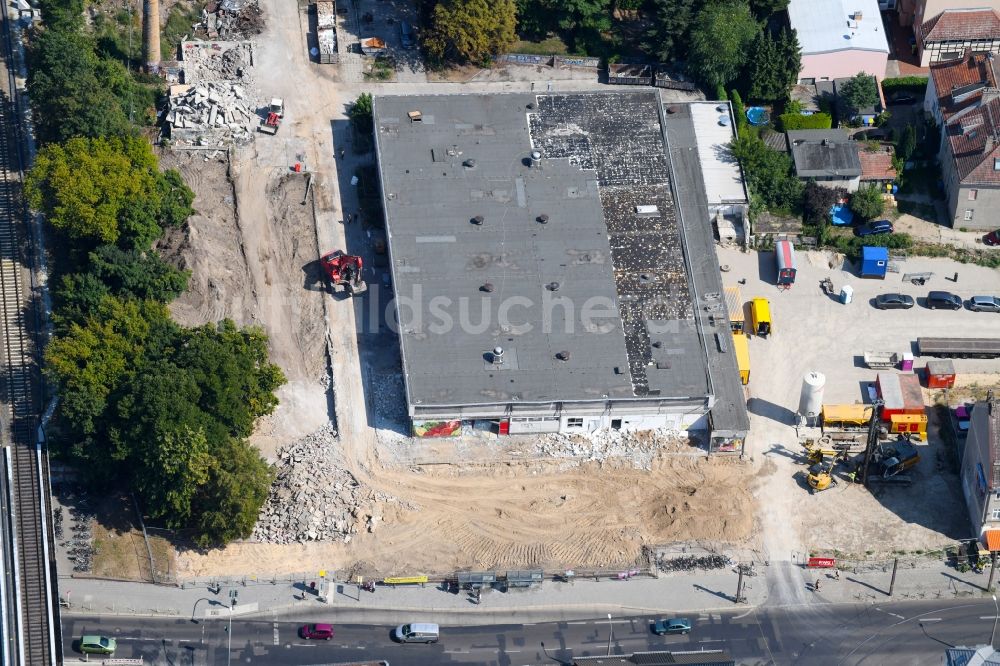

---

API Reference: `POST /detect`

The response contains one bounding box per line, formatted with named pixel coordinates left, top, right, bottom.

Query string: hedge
left=881, top=76, right=928, bottom=94
left=779, top=112, right=832, bottom=131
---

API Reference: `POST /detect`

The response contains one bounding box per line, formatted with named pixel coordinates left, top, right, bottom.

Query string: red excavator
left=321, top=250, right=367, bottom=295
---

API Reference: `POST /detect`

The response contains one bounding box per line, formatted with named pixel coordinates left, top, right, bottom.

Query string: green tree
left=26, top=136, right=171, bottom=247
left=135, top=424, right=213, bottom=526
left=424, top=0, right=517, bottom=64
left=731, top=127, right=803, bottom=211
left=44, top=297, right=167, bottom=438
left=643, top=0, right=704, bottom=61
left=839, top=72, right=879, bottom=114
left=687, top=0, right=760, bottom=90
left=745, top=29, right=800, bottom=102
left=850, top=184, right=885, bottom=219
left=898, top=124, right=917, bottom=161
left=190, top=437, right=272, bottom=547
left=158, top=169, right=196, bottom=228
left=749, top=0, right=788, bottom=18
left=552, top=0, right=612, bottom=46
left=349, top=92, right=374, bottom=136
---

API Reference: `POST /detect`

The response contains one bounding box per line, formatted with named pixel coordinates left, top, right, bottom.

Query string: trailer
left=724, top=285, right=744, bottom=333
left=917, top=337, right=1000, bottom=359
left=864, top=350, right=901, bottom=369
left=775, top=239, right=796, bottom=287
left=652, top=65, right=697, bottom=91
left=316, top=0, right=339, bottom=64
left=732, top=331, right=750, bottom=385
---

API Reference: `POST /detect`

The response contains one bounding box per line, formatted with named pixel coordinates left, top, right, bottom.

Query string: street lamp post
left=991, top=595, right=998, bottom=648
left=228, top=589, right=239, bottom=666
left=606, top=613, right=613, bottom=656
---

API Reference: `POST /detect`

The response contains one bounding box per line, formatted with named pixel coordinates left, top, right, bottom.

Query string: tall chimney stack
left=143, top=0, right=161, bottom=72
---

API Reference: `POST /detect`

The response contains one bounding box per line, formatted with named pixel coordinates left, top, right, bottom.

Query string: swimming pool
left=830, top=203, right=854, bottom=226
left=746, top=107, right=769, bottom=126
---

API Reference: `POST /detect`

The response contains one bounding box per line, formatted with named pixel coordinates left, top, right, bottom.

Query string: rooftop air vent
left=547, top=281, right=560, bottom=291
left=530, top=150, right=542, bottom=168
left=555, top=351, right=571, bottom=361
left=537, top=214, right=549, bottom=224
left=527, top=102, right=536, bottom=109
left=636, top=205, right=660, bottom=217
left=492, top=346, right=504, bottom=365
left=407, top=110, right=422, bottom=123
left=471, top=215, right=485, bottom=225
left=481, top=282, right=495, bottom=293
left=463, top=158, right=477, bottom=169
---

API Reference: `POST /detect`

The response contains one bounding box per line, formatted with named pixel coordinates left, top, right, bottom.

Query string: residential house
left=924, top=51, right=1000, bottom=228
left=924, top=50, right=1000, bottom=120
left=960, top=397, right=1000, bottom=543
left=787, top=129, right=863, bottom=191
left=572, top=650, right=735, bottom=666
left=919, top=8, right=1000, bottom=67
left=859, top=148, right=898, bottom=188
left=898, top=0, right=1000, bottom=31
left=788, top=0, right=890, bottom=83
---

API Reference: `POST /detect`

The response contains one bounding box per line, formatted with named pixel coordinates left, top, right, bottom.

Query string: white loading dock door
left=507, top=417, right=561, bottom=434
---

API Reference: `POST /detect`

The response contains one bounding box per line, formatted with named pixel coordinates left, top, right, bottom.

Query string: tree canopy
left=745, top=28, right=801, bottom=102
left=424, top=0, right=516, bottom=64
left=839, top=73, right=879, bottom=114
left=643, top=0, right=702, bottom=61
left=850, top=185, right=885, bottom=220
left=730, top=127, right=803, bottom=212
left=26, top=136, right=191, bottom=249
left=687, top=0, right=760, bottom=90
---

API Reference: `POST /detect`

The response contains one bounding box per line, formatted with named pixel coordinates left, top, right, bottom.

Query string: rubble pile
left=371, top=372, right=408, bottom=434
left=536, top=428, right=685, bottom=469
left=209, top=0, right=265, bottom=39
left=180, top=40, right=255, bottom=84
left=252, top=424, right=405, bottom=544
left=166, top=81, right=258, bottom=145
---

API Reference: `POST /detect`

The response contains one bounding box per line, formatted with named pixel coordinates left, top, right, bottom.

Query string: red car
left=984, top=229, right=1000, bottom=246
left=300, top=623, right=334, bottom=640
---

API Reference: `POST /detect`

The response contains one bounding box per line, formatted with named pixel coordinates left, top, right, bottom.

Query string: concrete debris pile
left=180, top=40, right=255, bottom=84
left=205, top=0, right=265, bottom=39
left=371, top=372, right=408, bottom=435
left=166, top=81, right=258, bottom=145
left=252, top=424, right=405, bottom=544
left=537, top=428, right=684, bottom=469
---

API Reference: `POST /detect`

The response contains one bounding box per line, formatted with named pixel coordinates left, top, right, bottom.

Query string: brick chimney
left=143, top=0, right=161, bottom=72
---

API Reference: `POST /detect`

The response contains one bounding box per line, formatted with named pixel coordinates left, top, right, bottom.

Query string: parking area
left=336, top=0, right=424, bottom=84
left=718, top=246, right=1000, bottom=559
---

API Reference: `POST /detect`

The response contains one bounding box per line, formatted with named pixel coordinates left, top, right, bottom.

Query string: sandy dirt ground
left=170, top=0, right=736, bottom=579
left=179, top=440, right=756, bottom=577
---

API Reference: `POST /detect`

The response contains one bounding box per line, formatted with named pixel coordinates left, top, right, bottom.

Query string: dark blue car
left=855, top=220, right=894, bottom=237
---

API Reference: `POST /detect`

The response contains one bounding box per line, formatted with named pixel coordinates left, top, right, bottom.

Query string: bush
left=849, top=185, right=886, bottom=220
left=778, top=112, right=832, bottom=131
left=881, top=76, right=928, bottom=94
left=730, top=89, right=746, bottom=130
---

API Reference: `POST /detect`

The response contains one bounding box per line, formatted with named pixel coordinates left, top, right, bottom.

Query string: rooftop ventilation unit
left=463, top=158, right=477, bottom=169
left=471, top=215, right=485, bottom=225
left=481, top=282, right=495, bottom=293
left=547, top=281, right=560, bottom=291
left=407, top=110, right=422, bottom=123
left=555, top=351, right=571, bottom=361
left=529, top=150, right=542, bottom=168
left=492, top=346, right=504, bottom=365
left=635, top=205, right=660, bottom=217
left=537, top=214, right=549, bottom=224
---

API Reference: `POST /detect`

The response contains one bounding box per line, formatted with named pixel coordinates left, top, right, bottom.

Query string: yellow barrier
left=383, top=575, right=429, bottom=585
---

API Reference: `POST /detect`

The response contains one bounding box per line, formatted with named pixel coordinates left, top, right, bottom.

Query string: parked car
left=874, top=293, right=914, bottom=310
left=652, top=618, right=691, bottom=635
left=889, top=93, right=916, bottom=105
left=399, top=21, right=415, bottom=49
left=394, top=623, right=439, bottom=643
left=969, top=296, right=1000, bottom=312
left=300, top=624, right=334, bottom=640
left=854, top=220, right=894, bottom=237
left=80, top=636, right=116, bottom=655
left=926, top=291, right=963, bottom=310
left=984, top=229, right=1000, bottom=246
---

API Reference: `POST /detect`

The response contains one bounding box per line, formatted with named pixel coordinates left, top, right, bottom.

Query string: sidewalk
left=58, top=559, right=997, bottom=623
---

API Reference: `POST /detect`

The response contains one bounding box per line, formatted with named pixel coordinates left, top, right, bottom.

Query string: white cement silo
left=798, top=372, right=826, bottom=422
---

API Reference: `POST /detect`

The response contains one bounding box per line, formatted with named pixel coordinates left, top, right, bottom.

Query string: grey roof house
left=787, top=129, right=863, bottom=191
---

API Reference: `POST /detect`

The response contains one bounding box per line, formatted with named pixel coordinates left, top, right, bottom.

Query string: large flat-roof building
left=373, top=91, right=749, bottom=448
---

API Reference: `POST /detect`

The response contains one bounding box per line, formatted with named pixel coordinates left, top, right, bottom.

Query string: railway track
left=0, top=0, right=59, bottom=662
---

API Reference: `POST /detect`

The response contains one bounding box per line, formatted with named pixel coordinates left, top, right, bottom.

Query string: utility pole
left=606, top=614, right=613, bottom=656
left=227, top=589, right=238, bottom=666
left=888, top=558, right=899, bottom=597
left=990, top=553, right=998, bottom=593
left=861, top=399, right=884, bottom=487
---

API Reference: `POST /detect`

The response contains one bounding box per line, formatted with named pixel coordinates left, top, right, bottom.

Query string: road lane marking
left=567, top=622, right=588, bottom=625
left=981, top=616, right=1000, bottom=620
left=273, top=622, right=279, bottom=645
left=921, top=618, right=942, bottom=622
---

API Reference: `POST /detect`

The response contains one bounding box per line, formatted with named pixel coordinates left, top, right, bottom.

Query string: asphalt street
left=61, top=597, right=1000, bottom=665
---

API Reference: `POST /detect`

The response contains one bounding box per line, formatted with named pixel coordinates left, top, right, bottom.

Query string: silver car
left=969, top=295, right=1000, bottom=312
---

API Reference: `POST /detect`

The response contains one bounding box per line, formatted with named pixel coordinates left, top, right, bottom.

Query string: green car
left=80, top=635, right=116, bottom=655
left=652, top=618, right=691, bottom=635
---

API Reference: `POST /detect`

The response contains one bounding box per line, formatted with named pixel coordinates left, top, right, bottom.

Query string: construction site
left=84, top=0, right=1000, bottom=582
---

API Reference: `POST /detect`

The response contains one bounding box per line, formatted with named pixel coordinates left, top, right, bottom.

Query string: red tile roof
left=922, top=9, right=1000, bottom=43
left=945, top=96, right=1000, bottom=185
left=859, top=149, right=897, bottom=181
left=930, top=52, right=1000, bottom=119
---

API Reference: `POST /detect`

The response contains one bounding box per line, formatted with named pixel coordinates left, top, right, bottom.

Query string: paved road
left=61, top=597, right=1000, bottom=665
